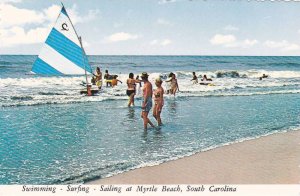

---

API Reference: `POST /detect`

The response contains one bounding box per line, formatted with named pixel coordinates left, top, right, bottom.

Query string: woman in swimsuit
left=126, top=73, right=140, bottom=107
left=153, top=78, right=164, bottom=126
left=170, top=73, right=179, bottom=96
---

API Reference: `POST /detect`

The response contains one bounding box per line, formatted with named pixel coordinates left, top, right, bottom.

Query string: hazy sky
left=1, top=0, right=300, bottom=55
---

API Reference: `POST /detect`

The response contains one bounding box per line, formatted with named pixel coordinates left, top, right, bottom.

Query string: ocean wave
left=1, top=89, right=299, bottom=107
left=173, top=70, right=300, bottom=79
left=216, top=70, right=247, bottom=78
left=0, top=69, right=299, bottom=107
left=267, top=62, right=300, bottom=67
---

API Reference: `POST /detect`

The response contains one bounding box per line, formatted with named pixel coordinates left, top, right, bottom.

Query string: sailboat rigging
left=31, top=3, right=97, bottom=95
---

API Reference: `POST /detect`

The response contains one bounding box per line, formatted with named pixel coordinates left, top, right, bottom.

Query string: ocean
left=0, top=55, right=299, bottom=184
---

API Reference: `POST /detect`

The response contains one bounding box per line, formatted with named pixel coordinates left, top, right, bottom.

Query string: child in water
left=111, top=75, right=123, bottom=87
left=153, top=78, right=164, bottom=126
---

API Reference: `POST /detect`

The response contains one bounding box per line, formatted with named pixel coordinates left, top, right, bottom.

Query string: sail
left=31, top=6, right=92, bottom=75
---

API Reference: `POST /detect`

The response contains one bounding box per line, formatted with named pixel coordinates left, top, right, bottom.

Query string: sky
left=1, top=0, right=300, bottom=55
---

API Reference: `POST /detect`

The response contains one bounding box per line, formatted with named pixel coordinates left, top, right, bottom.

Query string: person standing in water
left=170, top=73, right=179, bottom=96
left=153, top=77, right=164, bottom=126
left=104, top=70, right=112, bottom=87
left=165, top=72, right=173, bottom=94
left=126, top=73, right=140, bottom=107
left=111, top=75, right=122, bottom=87
left=191, top=72, right=198, bottom=84
left=141, top=72, right=155, bottom=131
left=94, top=67, right=102, bottom=89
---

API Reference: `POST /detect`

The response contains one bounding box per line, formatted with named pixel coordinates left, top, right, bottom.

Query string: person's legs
left=153, top=104, right=157, bottom=120
left=141, top=111, right=155, bottom=131
left=130, top=93, right=135, bottom=106
left=157, top=110, right=162, bottom=126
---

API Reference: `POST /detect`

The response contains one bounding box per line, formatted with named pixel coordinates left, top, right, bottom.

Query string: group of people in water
left=191, top=72, right=213, bottom=85
left=90, top=67, right=181, bottom=130
left=89, top=67, right=268, bottom=131
left=92, top=67, right=123, bottom=88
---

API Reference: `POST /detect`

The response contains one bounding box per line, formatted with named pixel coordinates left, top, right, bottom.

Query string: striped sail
left=32, top=6, right=92, bottom=75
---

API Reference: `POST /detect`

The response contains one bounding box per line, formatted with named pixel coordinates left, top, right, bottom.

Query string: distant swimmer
left=191, top=72, right=198, bottom=84
left=165, top=72, right=173, bottom=94
left=153, top=77, right=164, bottom=126
left=111, top=75, right=122, bottom=87
left=199, top=74, right=212, bottom=85
left=259, top=74, right=268, bottom=80
left=136, top=75, right=142, bottom=87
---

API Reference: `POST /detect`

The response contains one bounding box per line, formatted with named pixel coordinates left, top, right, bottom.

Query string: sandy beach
left=89, top=130, right=300, bottom=184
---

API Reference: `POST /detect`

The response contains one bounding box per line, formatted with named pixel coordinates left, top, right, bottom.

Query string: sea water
left=0, top=55, right=299, bottom=184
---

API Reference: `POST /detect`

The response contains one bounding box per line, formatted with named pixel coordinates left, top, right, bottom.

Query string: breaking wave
left=0, top=69, right=299, bottom=107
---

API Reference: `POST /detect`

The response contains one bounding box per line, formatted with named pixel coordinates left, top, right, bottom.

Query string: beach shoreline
left=88, top=130, right=300, bottom=184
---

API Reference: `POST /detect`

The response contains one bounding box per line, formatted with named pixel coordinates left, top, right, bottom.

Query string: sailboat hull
left=80, top=89, right=99, bottom=96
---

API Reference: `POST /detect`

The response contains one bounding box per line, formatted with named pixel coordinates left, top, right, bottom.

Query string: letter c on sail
left=62, top=23, right=69, bottom=31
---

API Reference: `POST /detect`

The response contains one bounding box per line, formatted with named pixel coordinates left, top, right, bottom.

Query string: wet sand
left=88, top=130, right=300, bottom=184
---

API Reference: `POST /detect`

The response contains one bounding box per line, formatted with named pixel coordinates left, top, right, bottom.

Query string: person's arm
left=176, top=79, right=179, bottom=92
left=118, top=79, right=123, bottom=84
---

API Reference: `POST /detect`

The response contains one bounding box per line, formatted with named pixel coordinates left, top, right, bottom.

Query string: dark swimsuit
left=126, top=80, right=136, bottom=96
left=126, top=90, right=135, bottom=96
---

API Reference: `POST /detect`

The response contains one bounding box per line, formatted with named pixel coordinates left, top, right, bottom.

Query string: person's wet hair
left=129, top=73, right=134, bottom=79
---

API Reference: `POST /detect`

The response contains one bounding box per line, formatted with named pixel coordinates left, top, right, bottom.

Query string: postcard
left=0, top=0, right=299, bottom=195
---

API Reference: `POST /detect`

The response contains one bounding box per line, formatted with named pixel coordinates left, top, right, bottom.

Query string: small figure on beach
left=111, top=75, right=122, bottom=87
left=165, top=72, right=173, bottom=94
left=104, top=70, right=112, bottom=87
left=153, top=78, right=164, bottom=126
left=127, top=73, right=141, bottom=107
left=141, top=72, right=156, bottom=131
left=94, top=67, right=102, bottom=89
left=170, top=73, right=179, bottom=96
left=259, top=74, right=268, bottom=80
left=199, top=74, right=213, bottom=85
left=191, top=72, right=198, bottom=84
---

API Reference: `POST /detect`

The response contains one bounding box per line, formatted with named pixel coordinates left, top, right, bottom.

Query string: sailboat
left=31, top=3, right=98, bottom=95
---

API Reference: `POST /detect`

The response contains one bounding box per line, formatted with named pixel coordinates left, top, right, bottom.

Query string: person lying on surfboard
left=199, top=74, right=213, bottom=85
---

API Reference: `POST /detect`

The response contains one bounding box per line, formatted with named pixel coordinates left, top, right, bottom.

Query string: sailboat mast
left=79, top=36, right=89, bottom=88
left=61, top=3, right=92, bottom=93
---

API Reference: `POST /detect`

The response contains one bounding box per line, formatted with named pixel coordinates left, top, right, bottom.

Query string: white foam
left=0, top=69, right=299, bottom=107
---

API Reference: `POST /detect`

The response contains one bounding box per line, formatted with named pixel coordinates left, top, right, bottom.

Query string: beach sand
left=88, top=130, right=300, bottom=184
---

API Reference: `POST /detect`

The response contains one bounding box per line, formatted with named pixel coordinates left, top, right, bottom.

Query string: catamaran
left=31, top=4, right=98, bottom=95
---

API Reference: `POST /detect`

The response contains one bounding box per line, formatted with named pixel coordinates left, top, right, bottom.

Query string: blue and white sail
left=32, top=6, right=92, bottom=75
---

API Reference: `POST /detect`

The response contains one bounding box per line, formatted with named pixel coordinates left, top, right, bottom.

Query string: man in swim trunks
left=104, top=70, right=112, bottom=87
left=141, top=72, right=155, bottom=131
